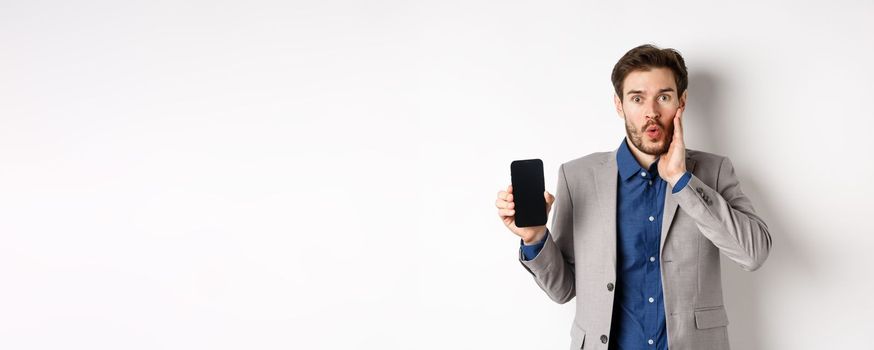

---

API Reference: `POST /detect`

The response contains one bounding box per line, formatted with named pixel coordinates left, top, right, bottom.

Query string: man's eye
left=659, top=95, right=670, bottom=102
left=633, top=97, right=641, bottom=103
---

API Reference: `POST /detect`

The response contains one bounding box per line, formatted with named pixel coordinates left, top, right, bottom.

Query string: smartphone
left=510, top=159, right=547, bottom=227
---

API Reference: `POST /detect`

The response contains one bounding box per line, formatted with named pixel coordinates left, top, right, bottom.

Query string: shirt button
left=641, top=171, right=647, bottom=177
left=650, top=256, right=656, bottom=262
left=648, top=339, right=654, bottom=345
left=607, top=283, right=614, bottom=291
left=648, top=216, right=654, bottom=222
left=649, top=297, right=655, bottom=303
left=601, top=335, right=609, bottom=344
left=648, top=180, right=652, bottom=186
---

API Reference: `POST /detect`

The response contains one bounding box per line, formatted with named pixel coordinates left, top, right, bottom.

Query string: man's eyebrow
left=625, top=87, right=676, bottom=95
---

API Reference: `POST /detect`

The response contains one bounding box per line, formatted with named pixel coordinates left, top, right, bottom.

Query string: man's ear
left=614, top=93, right=624, bottom=119
left=679, top=90, right=688, bottom=109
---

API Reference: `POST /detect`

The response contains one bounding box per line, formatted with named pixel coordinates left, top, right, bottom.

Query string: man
left=494, top=44, right=771, bottom=350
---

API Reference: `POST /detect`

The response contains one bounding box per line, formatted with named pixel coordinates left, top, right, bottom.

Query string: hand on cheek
left=658, top=106, right=686, bottom=186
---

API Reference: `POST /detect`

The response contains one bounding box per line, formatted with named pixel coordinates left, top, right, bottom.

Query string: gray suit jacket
left=519, top=147, right=772, bottom=350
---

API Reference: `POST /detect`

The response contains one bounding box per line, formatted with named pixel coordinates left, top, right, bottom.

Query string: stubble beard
left=624, top=113, right=673, bottom=156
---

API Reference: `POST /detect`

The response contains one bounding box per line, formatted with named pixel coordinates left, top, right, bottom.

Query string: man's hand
left=495, top=185, right=554, bottom=244
left=658, top=106, right=686, bottom=186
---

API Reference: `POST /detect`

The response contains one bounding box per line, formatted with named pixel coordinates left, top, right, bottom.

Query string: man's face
left=614, top=67, right=687, bottom=156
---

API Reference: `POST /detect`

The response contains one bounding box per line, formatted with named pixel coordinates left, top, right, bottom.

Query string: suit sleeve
left=520, top=231, right=548, bottom=261
left=671, top=157, right=772, bottom=271
left=518, top=163, right=576, bottom=304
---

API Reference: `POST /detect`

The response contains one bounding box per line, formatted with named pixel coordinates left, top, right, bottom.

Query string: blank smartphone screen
left=510, top=159, right=547, bottom=227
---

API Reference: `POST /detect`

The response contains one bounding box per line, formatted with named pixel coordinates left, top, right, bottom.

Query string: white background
left=1, top=0, right=872, bottom=349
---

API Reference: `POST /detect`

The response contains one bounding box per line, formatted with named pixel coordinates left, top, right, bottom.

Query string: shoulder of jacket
left=687, top=148, right=729, bottom=166
left=561, top=151, right=612, bottom=172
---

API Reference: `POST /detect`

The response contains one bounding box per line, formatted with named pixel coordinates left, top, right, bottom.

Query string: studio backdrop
left=1, top=0, right=871, bottom=349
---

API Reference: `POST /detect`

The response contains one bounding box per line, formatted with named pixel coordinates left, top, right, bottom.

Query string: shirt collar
left=617, top=137, right=660, bottom=181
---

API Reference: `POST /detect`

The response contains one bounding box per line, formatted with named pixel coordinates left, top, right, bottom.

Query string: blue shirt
left=521, top=138, right=691, bottom=350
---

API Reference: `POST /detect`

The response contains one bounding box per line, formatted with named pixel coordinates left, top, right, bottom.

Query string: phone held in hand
left=510, top=159, right=547, bottom=227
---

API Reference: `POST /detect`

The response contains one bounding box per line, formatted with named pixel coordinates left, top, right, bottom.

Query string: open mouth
left=645, top=125, right=661, bottom=138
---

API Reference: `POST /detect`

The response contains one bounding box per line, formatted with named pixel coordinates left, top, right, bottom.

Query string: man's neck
left=626, top=140, right=658, bottom=170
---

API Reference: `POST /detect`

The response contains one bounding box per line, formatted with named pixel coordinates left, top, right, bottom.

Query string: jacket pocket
left=694, top=306, right=729, bottom=329
left=570, top=322, right=586, bottom=349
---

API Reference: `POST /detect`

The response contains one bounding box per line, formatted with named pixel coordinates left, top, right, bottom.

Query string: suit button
left=606, top=283, right=614, bottom=291
left=601, top=335, right=608, bottom=344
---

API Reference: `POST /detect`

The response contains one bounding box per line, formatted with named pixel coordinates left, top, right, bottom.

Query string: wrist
left=522, top=228, right=547, bottom=245
left=668, top=172, right=685, bottom=186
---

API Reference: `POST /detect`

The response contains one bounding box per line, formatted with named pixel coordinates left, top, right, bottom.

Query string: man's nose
left=644, top=102, right=660, bottom=121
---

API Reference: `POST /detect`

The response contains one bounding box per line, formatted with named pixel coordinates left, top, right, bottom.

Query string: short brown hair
left=611, top=44, right=688, bottom=100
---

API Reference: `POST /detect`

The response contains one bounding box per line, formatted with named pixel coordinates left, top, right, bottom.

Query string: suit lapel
left=596, top=148, right=698, bottom=266
left=659, top=155, right=697, bottom=256
left=594, top=149, right=619, bottom=270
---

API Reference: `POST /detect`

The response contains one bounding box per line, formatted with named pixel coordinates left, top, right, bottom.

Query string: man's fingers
left=495, top=198, right=515, bottom=209
left=497, top=190, right=514, bottom=201
left=498, top=185, right=514, bottom=200
left=545, top=191, right=555, bottom=204
left=674, top=107, right=684, bottom=140
left=498, top=208, right=515, bottom=217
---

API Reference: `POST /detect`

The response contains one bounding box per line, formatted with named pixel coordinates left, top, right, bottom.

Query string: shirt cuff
left=671, top=171, right=692, bottom=194
left=520, top=230, right=549, bottom=261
